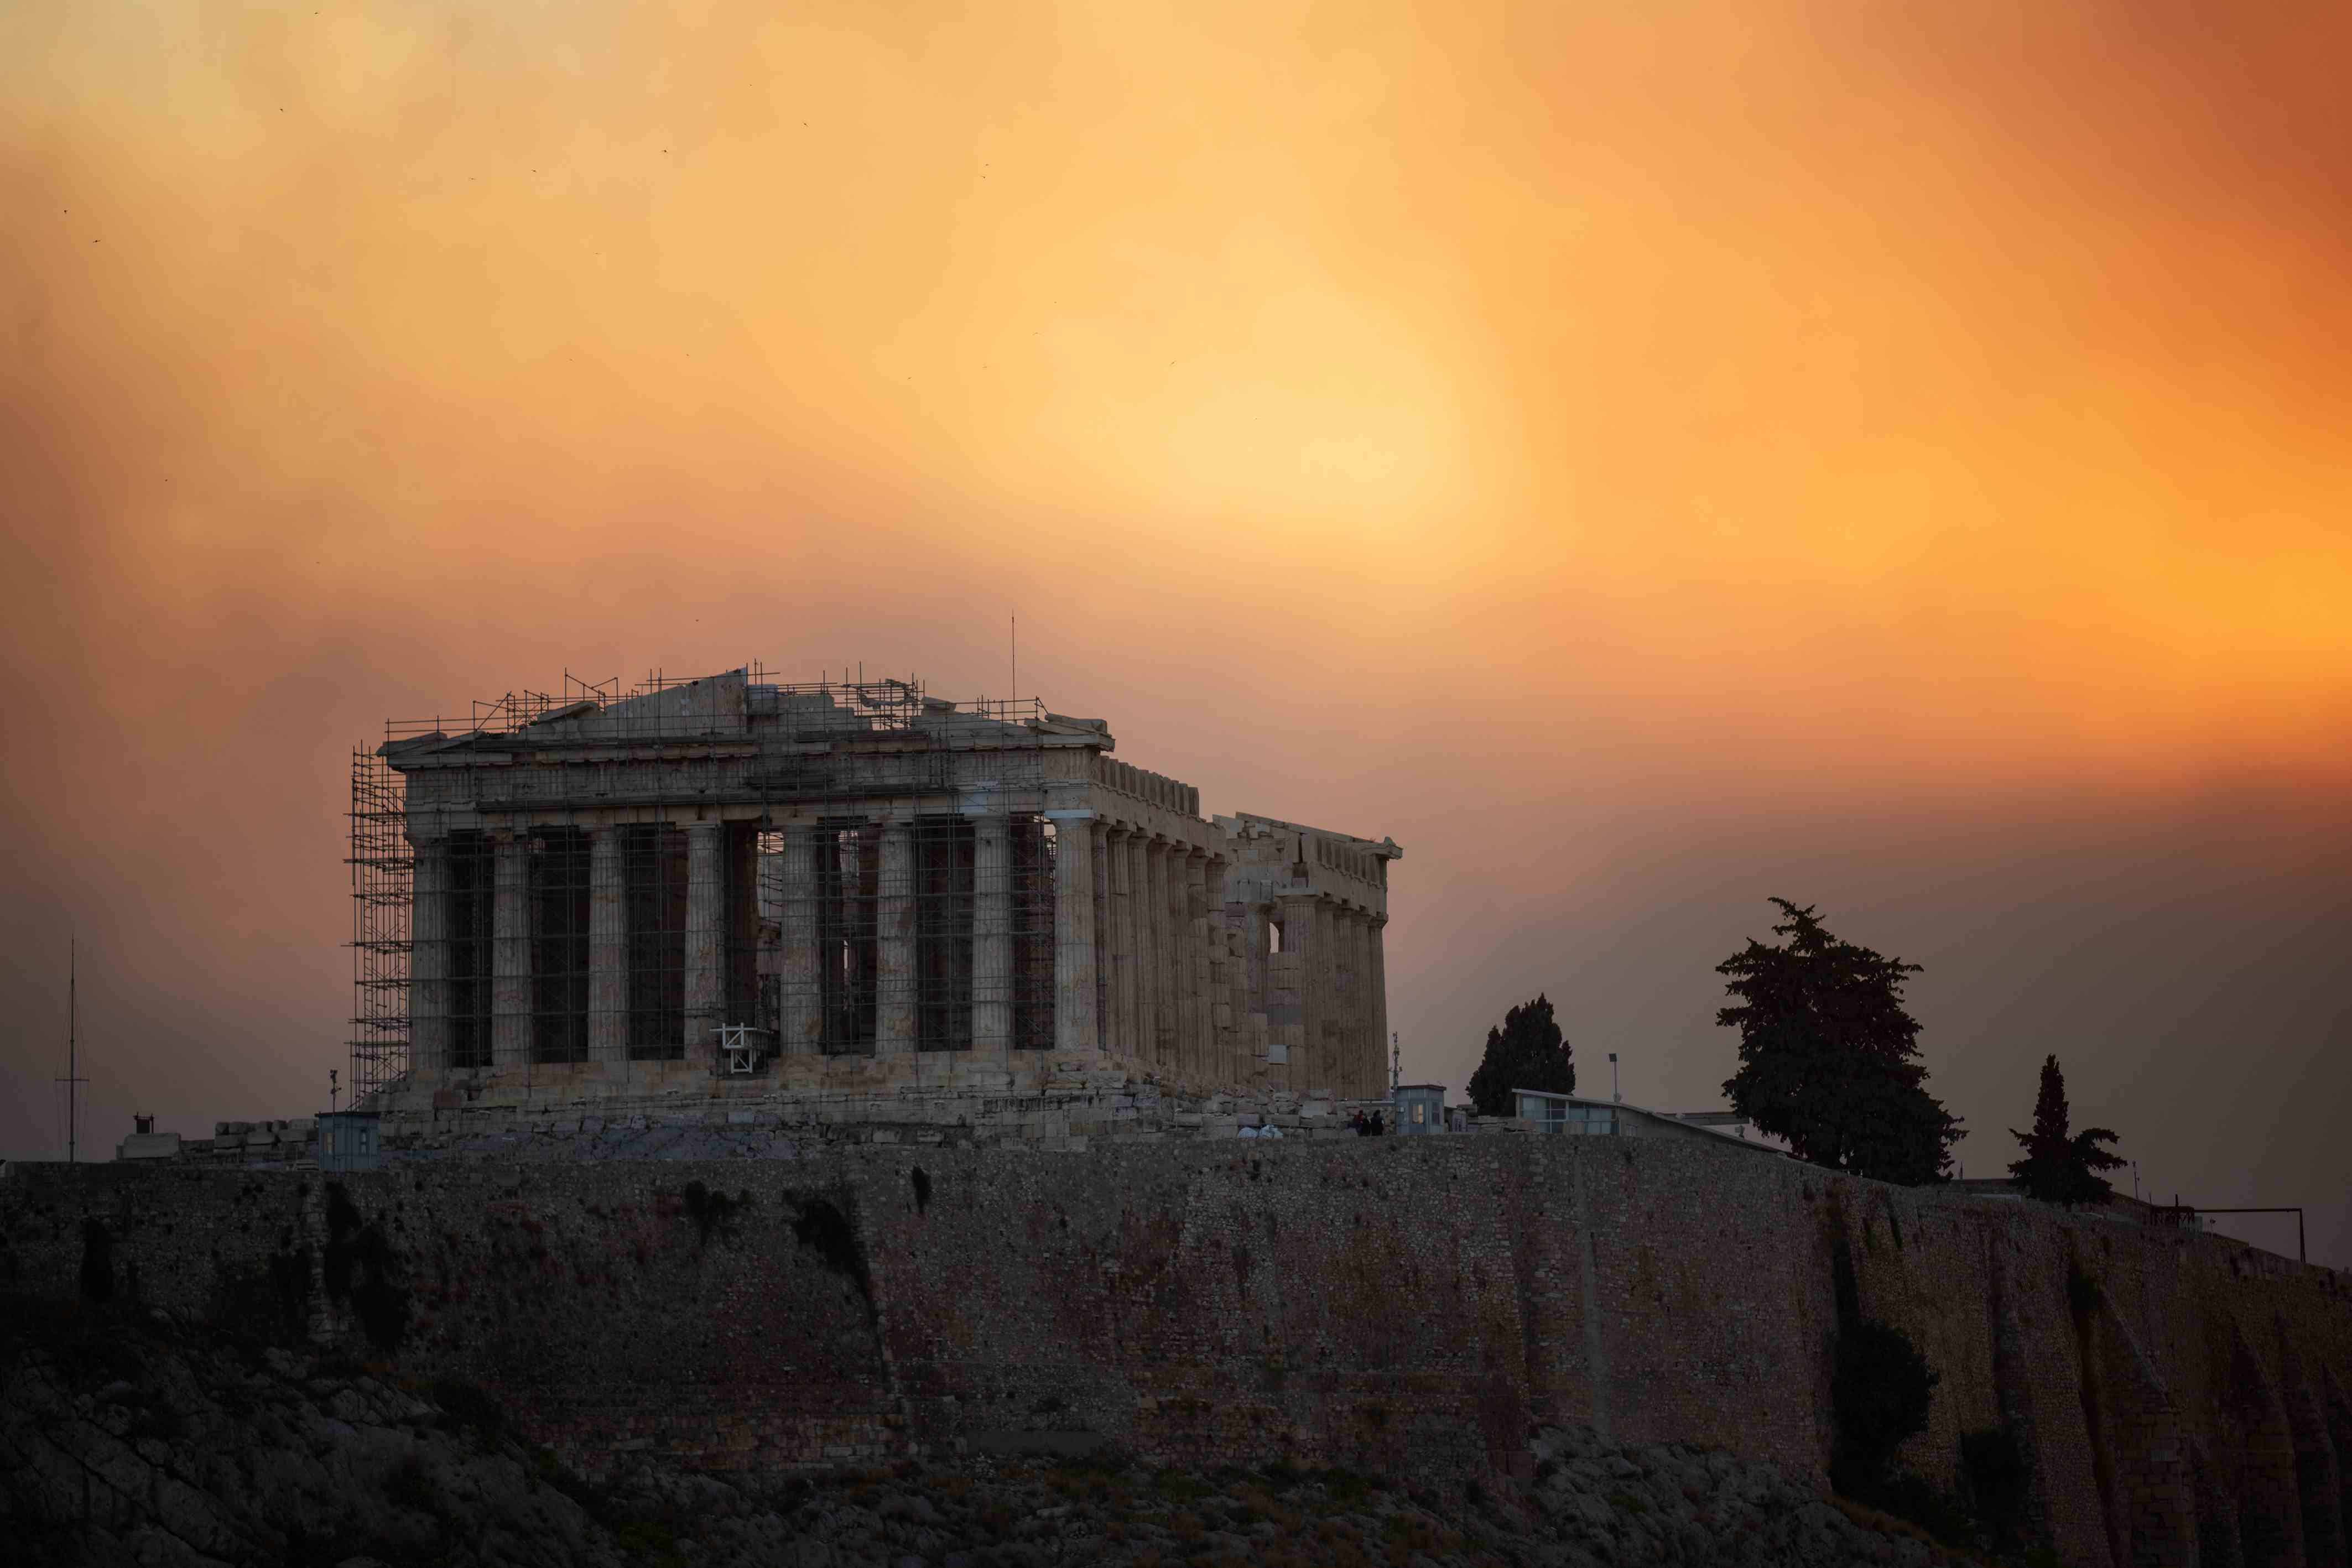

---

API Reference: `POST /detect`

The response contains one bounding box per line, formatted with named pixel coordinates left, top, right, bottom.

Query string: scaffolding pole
left=347, top=746, right=413, bottom=1106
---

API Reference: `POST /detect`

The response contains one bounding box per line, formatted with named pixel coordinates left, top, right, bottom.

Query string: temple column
left=1149, top=840, right=1178, bottom=1071
left=1245, top=904, right=1269, bottom=1032
left=1090, top=821, right=1112, bottom=1052
left=1167, top=845, right=1190, bottom=1076
left=1206, top=861, right=1240, bottom=1089
left=1106, top=826, right=1135, bottom=1058
left=779, top=824, right=822, bottom=1053
left=587, top=827, right=627, bottom=1062
left=491, top=832, right=530, bottom=1069
left=1326, top=901, right=1349, bottom=1099
left=727, top=825, right=757, bottom=1033
left=876, top=820, right=917, bottom=1054
left=1129, top=834, right=1158, bottom=1066
left=1050, top=809, right=1099, bottom=1051
left=1308, top=893, right=1326, bottom=1105
left=1345, top=909, right=1370, bottom=1100
left=1182, top=849, right=1209, bottom=1088
left=1345, top=907, right=1364, bottom=1105
left=1338, top=906, right=1356, bottom=1097
left=684, top=820, right=725, bottom=1062
left=1370, top=912, right=1390, bottom=1097
left=1280, top=890, right=1318, bottom=1091
left=409, top=836, right=451, bottom=1072
left=972, top=815, right=1012, bottom=1054
left=1334, top=904, right=1355, bottom=1100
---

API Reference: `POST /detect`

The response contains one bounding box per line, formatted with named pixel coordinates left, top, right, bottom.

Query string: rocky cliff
left=3, top=1298, right=1982, bottom=1567
left=6, top=1132, right=2348, bottom=1567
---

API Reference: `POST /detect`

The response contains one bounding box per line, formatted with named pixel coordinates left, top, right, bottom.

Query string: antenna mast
left=58, top=936, right=86, bottom=1164
left=1390, top=1030, right=1399, bottom=1093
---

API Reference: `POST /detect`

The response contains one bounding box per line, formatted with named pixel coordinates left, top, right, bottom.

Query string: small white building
left=1394, top=1083, right=1448, bottom=1135
left=116, top=1116, right=183, bottom=1161
left=1510, top=1090, right=1786, bottom=1159
left=319, top=1111, right=383, bottom=1171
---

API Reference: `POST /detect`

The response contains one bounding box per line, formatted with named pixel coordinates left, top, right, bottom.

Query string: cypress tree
left=2008, top=1054, right=2124, bottom=1205
left=1466, top=994, right=1575, bottom=1116
left=1718, top=899, right=1961, bottom=1184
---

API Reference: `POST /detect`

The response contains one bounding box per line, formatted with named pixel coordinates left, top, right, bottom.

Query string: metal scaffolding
left=347, top=747, right=413, bottom=1105
left=354, top=671, right=1069, bottom=1085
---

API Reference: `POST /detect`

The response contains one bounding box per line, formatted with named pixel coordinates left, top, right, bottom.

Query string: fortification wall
left=5, top=1137, right=2348, bottom=1568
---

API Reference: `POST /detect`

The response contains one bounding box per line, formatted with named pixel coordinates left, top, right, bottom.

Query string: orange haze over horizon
left=3, top=2, right=2346, bottom=1265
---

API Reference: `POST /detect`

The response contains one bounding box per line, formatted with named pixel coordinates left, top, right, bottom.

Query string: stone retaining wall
left=6, top=1133, right=2348, bottom=1568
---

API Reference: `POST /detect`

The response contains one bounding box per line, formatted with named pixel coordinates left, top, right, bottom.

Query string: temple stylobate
left=366, top=669, right=1399, bottom=1106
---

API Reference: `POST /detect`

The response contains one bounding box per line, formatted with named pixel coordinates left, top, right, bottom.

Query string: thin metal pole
left=61, top=936, right=82, bottom=1163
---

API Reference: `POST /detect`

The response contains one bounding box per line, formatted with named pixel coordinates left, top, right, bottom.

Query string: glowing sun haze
left=3, top=2, right=2346, bottom=1262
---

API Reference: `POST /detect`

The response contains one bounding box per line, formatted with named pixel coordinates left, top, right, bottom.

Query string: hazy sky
left=4, top=1, right=2345, bottom=1266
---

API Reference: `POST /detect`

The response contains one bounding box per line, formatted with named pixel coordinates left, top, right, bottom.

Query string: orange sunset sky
left=3, top=2, right=2346, bottom=1263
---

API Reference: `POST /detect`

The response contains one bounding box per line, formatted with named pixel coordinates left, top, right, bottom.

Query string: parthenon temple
left=352, top=669, right=1400, bottom=1110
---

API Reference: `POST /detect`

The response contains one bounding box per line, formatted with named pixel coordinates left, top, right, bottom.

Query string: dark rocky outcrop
left=1, top=1299, right=618, bottom=1568
left=3, top=1298, right=1982, bottom=1567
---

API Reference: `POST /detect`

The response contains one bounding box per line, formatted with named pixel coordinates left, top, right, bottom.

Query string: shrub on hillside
left=1830, top=1319, right=1938, bottom=1472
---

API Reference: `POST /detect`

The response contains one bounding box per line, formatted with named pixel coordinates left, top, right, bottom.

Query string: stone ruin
left=341, top=667, right=1403, bottom=1153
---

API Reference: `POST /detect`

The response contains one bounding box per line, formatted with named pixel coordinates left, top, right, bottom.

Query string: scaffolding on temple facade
left=351, top=668, right=1068, bottom=1095
left=347, top=745, right=413, bottom=1105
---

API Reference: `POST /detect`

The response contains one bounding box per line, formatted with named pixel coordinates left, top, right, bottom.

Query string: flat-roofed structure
left=1394, top=1083, right=1448, bottom=1134
left=350, top=669, right=1400, bottom=1112
left=1510, top=1089, right=1787, bottom=1158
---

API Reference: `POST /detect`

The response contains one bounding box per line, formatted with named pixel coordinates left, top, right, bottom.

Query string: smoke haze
left=4, top=1, right=2345, bottom=1264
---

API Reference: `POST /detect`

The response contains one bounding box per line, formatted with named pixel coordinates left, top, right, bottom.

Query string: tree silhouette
left=2007, top=1054, right=2124, bottom=1205
left=1718, top=899, right=1961, bottom=1184
left=1466, top=994, right=1575, bottom=1117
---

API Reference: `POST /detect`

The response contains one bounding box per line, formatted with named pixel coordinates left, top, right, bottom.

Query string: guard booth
left=319, top=1111, right=382, bottom=1171
left=1394, top=1083, right=1448, bottom=1135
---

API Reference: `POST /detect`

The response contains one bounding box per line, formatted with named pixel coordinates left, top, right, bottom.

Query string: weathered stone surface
left=0, top=1300, right=1976, bottom=1567
left=6, top=1134, right=2347, bottom=1568
left=0, top=1304, right=620, bottom=1568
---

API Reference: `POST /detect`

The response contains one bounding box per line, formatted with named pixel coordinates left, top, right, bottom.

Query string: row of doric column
left=1091, top=822, right=1226, bottom=1083
left=408, top=811, right=1389, bottom=1093
left=1264, top=893, right=1388, bottom=1101
left=771, top=815, right=1050, bottom=1057
left=1051, top=810, right=1097, bottom=1055
left=411, top=822, right=738, bottom=1070
left=412, top=814, right=1063, bottom=1070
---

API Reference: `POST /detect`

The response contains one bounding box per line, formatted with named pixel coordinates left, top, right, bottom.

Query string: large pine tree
left=1466, top=994, right=1575, bottom=1116
left=1718, top=899, right=1961, bottom=1185
left=2007, top=1054, right=2124, bottom=1205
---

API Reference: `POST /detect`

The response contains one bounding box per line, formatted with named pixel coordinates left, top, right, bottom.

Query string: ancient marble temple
left=372, top=669, right=1399, bottom=1107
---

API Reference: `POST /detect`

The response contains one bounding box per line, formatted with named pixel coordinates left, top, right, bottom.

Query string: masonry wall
left=6, top=1137, right=2348, bottom=1568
